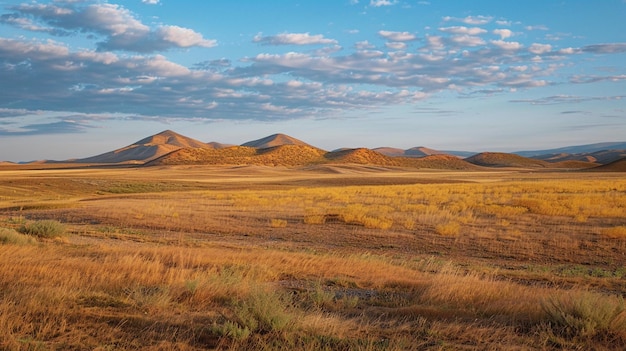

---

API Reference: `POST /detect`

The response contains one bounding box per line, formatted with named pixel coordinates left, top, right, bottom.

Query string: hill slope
left=374, top=146, right=449, bottom=158
left=75, top=130, right=211, bottom=164
left=241, top=133, right=314, bottom=149
left=325, top=148, right=400, bottom=166
left=147, top=145, right=327, bottom=167
left=465, top=152, right=550, bottom=168
left=587, top=157, right=626, bottom=172
left=516, top=142, right=626, bottom=157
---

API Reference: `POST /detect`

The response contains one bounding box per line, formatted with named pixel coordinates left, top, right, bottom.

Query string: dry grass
left=0, top=166, right=625, bottom=350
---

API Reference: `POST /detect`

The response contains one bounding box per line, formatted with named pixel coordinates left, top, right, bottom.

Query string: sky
left=0, top=0, right=625, bottom=162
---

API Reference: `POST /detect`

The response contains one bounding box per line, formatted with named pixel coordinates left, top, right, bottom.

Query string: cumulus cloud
left=2, top=2, right=216, bottom=52
left=443, top=15, right=492, bottom=25
left=528, top=43, right=552, bottom=54
left=491, top=40, right=522, bottom=51
left=493, top=28, right=512, bottom=39
left=142, top=0, right=160, bottom=4
left=385, top=41, right=407, bottom=50
left=1, top=4, right=626, bottom=133
left=378, top=30, right=417, bottom=42
left=525, top=25, right=549, bottom=31
left=370, top=0, right=397, bottom=7
left=253, top=32, right=338, bottom=45
left=439, top=26, right=487, bottom=36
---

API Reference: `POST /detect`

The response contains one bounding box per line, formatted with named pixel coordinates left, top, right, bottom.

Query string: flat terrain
left=1, top=164, right=625, bottom=350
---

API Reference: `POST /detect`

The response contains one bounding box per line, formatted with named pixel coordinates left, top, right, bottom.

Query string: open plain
left=1, top=164, right=625, bottom=350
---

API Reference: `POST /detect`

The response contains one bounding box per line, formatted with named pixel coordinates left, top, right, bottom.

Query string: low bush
left=231, top=288, right=294, bottom=334
left=541, top=291, right=626, bottom=341
left=0, top=227, right=37, bottom=245
left=19, top=220, right=67, bottom=238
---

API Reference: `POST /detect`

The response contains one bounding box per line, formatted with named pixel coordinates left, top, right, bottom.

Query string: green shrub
left=541, top=291, right=626, bottom=340
left=0, top=227, right=37, bottom=245
left=231, top=288, right=294, bottom=334
left=19, top=220, right=67, bottom=238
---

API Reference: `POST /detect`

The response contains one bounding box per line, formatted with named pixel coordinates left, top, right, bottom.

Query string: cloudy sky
left=1, top=0, right=625, bottom=162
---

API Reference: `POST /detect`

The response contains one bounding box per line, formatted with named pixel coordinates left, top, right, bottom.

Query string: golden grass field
left=0, top=164, right=625, bottom=350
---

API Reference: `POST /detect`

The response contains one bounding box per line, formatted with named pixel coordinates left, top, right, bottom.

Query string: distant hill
left=532, top=153, right=598, bottom=163
left=75, top=130, right=211, bottom=164
left=465, top=152, right=550, bottom=168
left=148, top=144, right=327, bottom=167
left=14, top=129, right=615, bottom=170
left=325, top=148, right=399, bottom=166
left=206, top=141, right=232, bottom=149
left=516, top=142, right=626, bottom=157
left=374, top=146, right=450, bottom=158
left=587, top=157, right=626, bottom=172
left=531, top=149, right=626, bottom=165
left=255, top=145, right=327, bottom=166
left=465, top=152, right=600, bottom=169
left=147, top=146, right=257, bottom=166
left=241, top=133, right=314, bottom=149
left=411, top=154, right=479, bottom=170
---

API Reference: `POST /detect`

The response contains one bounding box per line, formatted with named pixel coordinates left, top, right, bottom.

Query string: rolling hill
left=465, top=152, right=551, bottom=168
left=74, top=130, right=212, bottom=164
left=325, top=148, right=399, bottom=166
left=374, top=146, right=450, bottom=158
left=587, top=157, right=626, bottom=172
left=516, top=142, right=626, bottom=157
left=530, top=149, right=626, bottom=165
left=241, top=133, right=315, bottom=149
left=9, top=130, right=620, bottom=171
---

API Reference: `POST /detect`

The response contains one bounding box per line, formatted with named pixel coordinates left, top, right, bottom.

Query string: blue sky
left=0, top=0, right=625, bottom=162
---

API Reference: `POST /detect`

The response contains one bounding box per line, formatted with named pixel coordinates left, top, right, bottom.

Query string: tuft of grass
left=18, top=220, right=67, bottom=238
left=304, top=214, right=326, bottom=225
left=435, top=221, right=461, bottom=236
left=0, top=227, right=37, bottom=245
left=541, top=291, right=626, bottom=341
left=270, top=218, right=288, bottom=228
left=600, top=226, right=626, bottom=239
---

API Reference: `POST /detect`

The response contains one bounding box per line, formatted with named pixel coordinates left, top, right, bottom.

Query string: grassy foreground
left=0, top=165, right=625, bottom=350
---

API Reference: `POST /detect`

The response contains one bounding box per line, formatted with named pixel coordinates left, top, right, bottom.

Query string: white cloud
left=2, top=7, right=626, bottom=132
left=157, top=26, right=216, bottom=48
left=439, top=26, right=487, bottom=36
left=557, top=47, right=578, bottom=55
left=424, top=35, right=445, bottom=50
left=528, top=43, right=552, bottom=54
left=493, top=29, right=513, bottom=39
left=355, top=40, right=375, bottom=50
left=370, top=0, right=397, bottom=7
left=491, top=40, right=522, bottom=51
left=3, top=3, right=216, bottom=53
left=385, top=42, right=407, bottom=50
left=142, top=0, right=160, bottom=4
left=450, top=35, right=486, bottom=47
left=525, top=25, right=549, bottom=31
left=444, top=15, right=492, bottom=25
left=378, top=30, right=417, bottom=41
left=253, top=32, right=338, bottom=45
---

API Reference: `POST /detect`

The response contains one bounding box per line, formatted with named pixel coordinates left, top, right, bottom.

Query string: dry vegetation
left=0, top=165, right=625, bottom=350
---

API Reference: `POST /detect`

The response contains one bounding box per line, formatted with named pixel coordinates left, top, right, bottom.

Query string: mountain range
left=4, top=130, right=626, bottom=171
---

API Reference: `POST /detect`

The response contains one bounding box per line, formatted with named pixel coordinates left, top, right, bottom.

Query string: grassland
left=0, top=164, right=625, bottom=350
